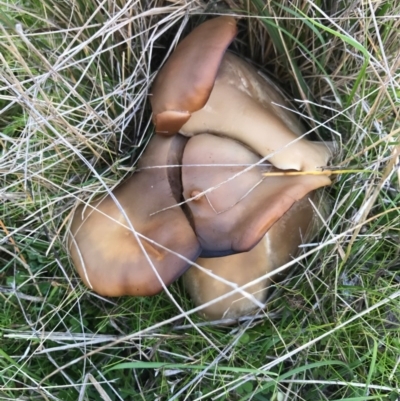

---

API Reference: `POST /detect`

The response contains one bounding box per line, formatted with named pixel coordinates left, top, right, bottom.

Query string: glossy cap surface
left=151, top=16, right=237, bottom=135
left=68, top=135, right=201, bottom=297
left=183, top=193, right=321, bottom=320
left=181, top=134, right=330, bottom=255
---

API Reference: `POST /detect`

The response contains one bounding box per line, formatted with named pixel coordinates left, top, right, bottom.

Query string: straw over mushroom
left=151, top=16, right=333, bottom=172
left=68, top=135, right=201, bottom=297
left=183, top=193, right=322, bottom=320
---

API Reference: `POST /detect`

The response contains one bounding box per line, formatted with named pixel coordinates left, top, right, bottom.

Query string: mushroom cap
left=181, top=133, right=330, bottom=256
left=183, top=238, right=273, bottom=321
left=150, top=13, right=332, bottom=171
left=151, top=16, right=237, bottom=135
left=183, top=193, right=321, bottom=320
left=180, top=52, right=333, bottom=171
left=68, top=135, right=201, bottom=297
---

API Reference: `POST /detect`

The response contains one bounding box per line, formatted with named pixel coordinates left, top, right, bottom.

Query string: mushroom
left=181, top=133, right=330, bottom=256
left=69, top=17, right=333, bottom=305
left=151, top=16, right=333, bottom=172
left=151, top=16, right=237, bottom=135
left=180, top=132, right=328, bottom=319
left=183, top=192, right=324, bottom=320
left=68, top=134, right=201, bottom=297
left=68, top=131, right=328, bottom=299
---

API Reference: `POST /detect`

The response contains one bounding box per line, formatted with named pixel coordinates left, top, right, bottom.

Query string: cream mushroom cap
left=68, top=135, right=201, bottom=297
left=183, top=193, right=321, bottom=320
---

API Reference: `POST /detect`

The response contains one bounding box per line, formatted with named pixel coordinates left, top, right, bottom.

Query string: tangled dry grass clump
left=0, top=0, right=399, bottom=400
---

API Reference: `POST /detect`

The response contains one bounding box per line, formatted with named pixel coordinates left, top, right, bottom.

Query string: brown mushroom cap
left=180, top=52, right=333, bottom=171
left=181, top=133, right=330, bottom=256
left=151, top=16, right=237, bottom=135
left=151, top=14, right=333, bottom=171
left=68, top=135, right=201, bottom=297
left=183, top=193, right=321, bottom=320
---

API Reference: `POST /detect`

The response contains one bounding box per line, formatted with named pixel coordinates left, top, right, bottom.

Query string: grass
left=0, top=0, right=399, bottom=400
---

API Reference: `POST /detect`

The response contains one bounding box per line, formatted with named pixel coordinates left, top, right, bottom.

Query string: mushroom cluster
left=68, top=16, right=333, bottom=319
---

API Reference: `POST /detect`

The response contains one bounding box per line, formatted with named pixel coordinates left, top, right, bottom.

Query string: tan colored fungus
left=183, top=193, right=322, bottom=320
left=151, top=16, right=237, bottom=135
left=68, top=135, right=201, bottom=297
left=181, top=133, right=330, bottom=256
left=69, top=17, right=334, bottom=309
left=151, top=16, right=333, bottom=172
